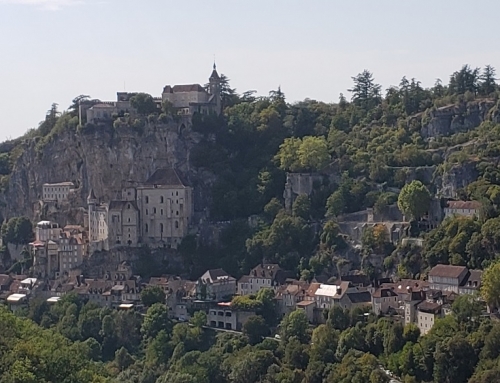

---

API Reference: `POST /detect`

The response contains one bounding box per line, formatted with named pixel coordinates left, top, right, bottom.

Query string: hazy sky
left=1, top=0, right=500, bottom=141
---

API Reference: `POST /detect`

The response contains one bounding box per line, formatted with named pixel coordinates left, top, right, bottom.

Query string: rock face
left=0, top=119, right=216, bottom=221
left=435, top=161, right=479, bottom=198
left=421, top=100, right=495, bottom=138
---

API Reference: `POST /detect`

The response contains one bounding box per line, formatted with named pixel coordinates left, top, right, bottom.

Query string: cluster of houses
left=0, top=261, right=483, bottom=335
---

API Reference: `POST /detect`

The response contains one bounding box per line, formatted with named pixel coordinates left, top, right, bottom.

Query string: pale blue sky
left=1, top=0, right=499, bottom=141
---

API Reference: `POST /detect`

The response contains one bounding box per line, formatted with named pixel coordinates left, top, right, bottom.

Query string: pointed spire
left=210, top=61, right=220, bottom=81
left=87, top=188, right=97, bottom=202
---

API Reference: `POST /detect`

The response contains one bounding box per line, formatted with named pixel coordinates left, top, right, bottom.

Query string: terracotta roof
left=381, top=279, right=429, bottom=295
left=0, top=274, right=12, bottom=288
left=306, top=283, right=321, bottom=297
left=428, top=264, right=467, bottom=279
left=446, top=200, right=481, bottom=210
left=143, top=168, right=188, bottom=187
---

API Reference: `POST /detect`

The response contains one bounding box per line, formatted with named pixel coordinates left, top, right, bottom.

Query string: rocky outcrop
left=435, top=161, right=478, bottom=198
left=0, top=118, right=216, bottom=221
left=421, top=100, right=495, bottom=138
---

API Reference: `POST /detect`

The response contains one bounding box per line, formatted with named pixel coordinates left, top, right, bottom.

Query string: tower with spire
left=208, top=62, right=222, bottom=114
left=161, top=63, right=223, bottom=117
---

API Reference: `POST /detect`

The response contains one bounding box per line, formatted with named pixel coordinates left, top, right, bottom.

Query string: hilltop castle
left=84, top=64, right=222, bottom=124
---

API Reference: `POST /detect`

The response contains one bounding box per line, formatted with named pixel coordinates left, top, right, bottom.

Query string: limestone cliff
left=421, top=100, right=495, bottom=138
left=0, top=119, right=216, bottom=222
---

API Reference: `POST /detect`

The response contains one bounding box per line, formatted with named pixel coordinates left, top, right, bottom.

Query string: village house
left=147, top=275, right=196, bottom=320
left=275, top=279, right=310, bottom=317
left=428, top=264, right=482, bottom=295
left=404, top=290, right=447, bottom=335
left=30, top=223, right=89, bottom=279
left=444, top=200, right=481, bottom=219
left=314, top=282, right=353, bottom=310
left=207, top=302, right=255, bottom=331
left=196, top=269, right=236, bottom=302
left=373, top=279, right=429, bottom=315
left=371, top=287, right=399, bottom=315
left=237, top=263, right=291, bottom=295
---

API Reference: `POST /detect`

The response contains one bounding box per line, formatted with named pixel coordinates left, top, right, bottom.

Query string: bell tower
left=208, top=62, right=222, bottom=115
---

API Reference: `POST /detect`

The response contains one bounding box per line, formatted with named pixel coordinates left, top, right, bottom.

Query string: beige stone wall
left=417, top=311, right=436, bottom=335
left=163, top=91, right=209, bottom=108
left=137, top=186, right=193, bottom=248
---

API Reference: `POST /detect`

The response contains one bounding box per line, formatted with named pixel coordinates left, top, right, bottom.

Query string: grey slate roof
left=346, top=291, right=372, bottom=304
left=144, top=168, right=188, bottom=187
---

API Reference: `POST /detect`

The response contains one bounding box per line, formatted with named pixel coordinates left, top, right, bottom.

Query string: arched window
left=145, top=196, right=149, bottom=204
left=146, top=209, right=148, bottom=215
left=160, top=196, right=164, bottom=203
left=160, top=223, right=164, bottom=233
left=175, top=221, right=179, bottom=229
left=145, top=223, right=149, bottom=233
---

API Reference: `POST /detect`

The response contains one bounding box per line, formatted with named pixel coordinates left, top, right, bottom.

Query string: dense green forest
left=3, top=64, right=500, bottom=382
left=3, top=285, right=500, bottom=383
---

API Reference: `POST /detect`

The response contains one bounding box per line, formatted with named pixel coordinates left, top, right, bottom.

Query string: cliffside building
left=136, top=168, right=193, bottom=248
left=108, top=201, right=140, bottom=247
left=85, top=64, right=222, bottom=124
left=87, top=189, right=109, bottom=251
left=88, top=168, right=193, bottom=250
left=162, top=63, right=222, bottom=116
left=42, top=182, right=75, bottom=203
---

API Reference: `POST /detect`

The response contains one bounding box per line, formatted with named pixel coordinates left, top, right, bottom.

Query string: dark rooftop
left=143, top=168, right=188, bottom=187
left=109, top=200, right=139, bottom=211
left=163, top=84, right=206, bottom=93
left=347, top=291, right=372, bottom=304
left=417, top=301, right=442, bottom=314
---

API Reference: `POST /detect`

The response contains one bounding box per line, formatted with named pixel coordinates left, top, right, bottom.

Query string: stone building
left=136, top=168, right=193, bottom=248
left=85, top=92, right=138, bottom=124
left=196, top=269, right=236, bottom=301
left=237, top=263, right=291, bottom=295
left=162, top=63, right=222, bottom=116
left=87, top=189, right=109, bottom=251
left=444, top=200, right=481, bottom=219
left=35, top=221, right=61, bottom=242
left=108, top=201, right=140, bottom=247
left=87, top=168, right=194, bottom=251
left=42, top=182, right=74, bottom=203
